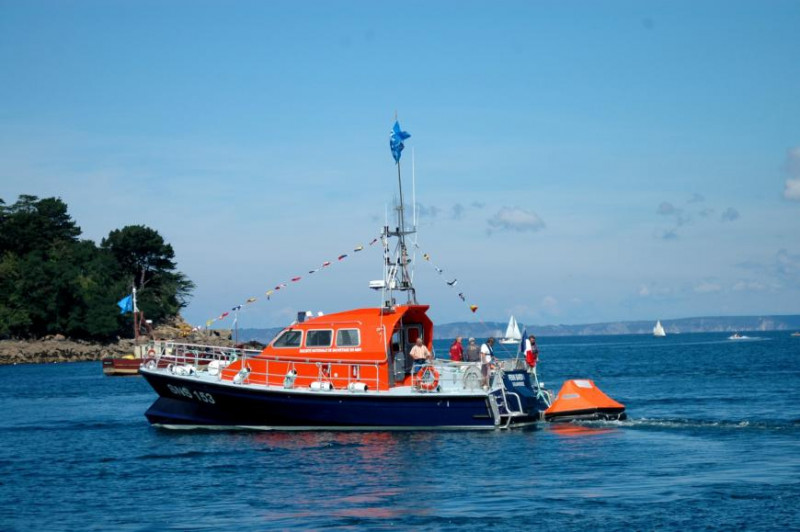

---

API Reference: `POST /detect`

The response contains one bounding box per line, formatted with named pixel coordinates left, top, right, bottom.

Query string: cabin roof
left=258, top=304, right=432, bottom=362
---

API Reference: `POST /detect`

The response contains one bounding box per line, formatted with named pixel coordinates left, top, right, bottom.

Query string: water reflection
left=546, top=423, right=618, bottom=438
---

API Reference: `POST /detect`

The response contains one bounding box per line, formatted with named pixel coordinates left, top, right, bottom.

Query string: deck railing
left=144, top=341, right=529, bottom=395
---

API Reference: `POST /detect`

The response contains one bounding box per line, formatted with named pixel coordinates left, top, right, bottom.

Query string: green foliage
left=102, top=225, right=195, bottom=325
left=0, top=195, right=194, bottom=340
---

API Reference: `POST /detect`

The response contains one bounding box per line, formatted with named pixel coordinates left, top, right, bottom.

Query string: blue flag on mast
left=117, top=295, right=133, bottom=314
left=389, top=120, right=411, bottom=163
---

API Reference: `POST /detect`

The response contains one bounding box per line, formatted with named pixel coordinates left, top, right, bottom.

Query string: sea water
left=1, top=332, right=799, bottom=531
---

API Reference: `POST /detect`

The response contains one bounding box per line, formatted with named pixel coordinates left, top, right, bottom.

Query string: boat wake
left=562, top=417, right=800, bottom=433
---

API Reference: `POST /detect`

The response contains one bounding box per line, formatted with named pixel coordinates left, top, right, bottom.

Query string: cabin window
left=306, top=329, right=333, bottom=347
left=273, top=330, right=302, bottom=348
left=336, top=328, right=360, bottom=347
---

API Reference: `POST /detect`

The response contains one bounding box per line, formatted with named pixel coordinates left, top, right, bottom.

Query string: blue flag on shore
left=117, top=295, right=133, bottom=314
left=389, top=120, right=411, bottom=163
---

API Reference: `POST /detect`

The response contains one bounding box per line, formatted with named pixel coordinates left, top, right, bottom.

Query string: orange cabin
left=221, top=304, right=433, bottom=391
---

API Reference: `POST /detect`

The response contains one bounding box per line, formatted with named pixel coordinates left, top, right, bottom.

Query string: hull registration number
left=167, top=384, right=216, bottom=404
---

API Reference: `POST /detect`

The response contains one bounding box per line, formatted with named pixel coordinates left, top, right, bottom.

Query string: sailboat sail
left=653, top=320, right=666, bottom=337
left=500, top=316, right=523, bottom=343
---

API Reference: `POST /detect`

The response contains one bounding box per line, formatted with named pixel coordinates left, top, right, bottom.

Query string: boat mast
left=382, top=119, right=417, bottom=308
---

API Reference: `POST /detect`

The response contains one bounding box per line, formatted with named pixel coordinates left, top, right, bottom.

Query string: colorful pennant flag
left=202, top=234, right=381, bottom=328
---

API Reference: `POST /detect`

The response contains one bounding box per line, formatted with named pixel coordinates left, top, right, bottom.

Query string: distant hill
left=236, top=314, right=800, bottom=343
left=237, top=327, right=284, bottom=344
left=438, top=315, right=800, bottom=338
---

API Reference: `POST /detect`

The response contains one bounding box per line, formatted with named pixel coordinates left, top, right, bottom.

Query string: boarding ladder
left=488, top=371, right=528, bottom=429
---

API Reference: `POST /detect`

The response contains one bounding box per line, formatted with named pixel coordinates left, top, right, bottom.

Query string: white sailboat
left=653, top=320, right=666, bottom=337
left=500, top=315, right=523, bottom=344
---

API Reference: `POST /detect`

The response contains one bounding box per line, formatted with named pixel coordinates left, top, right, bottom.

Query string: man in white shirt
left=480, top=337, right=495, bottom=389
left=409, top=337, right=431, bottom=374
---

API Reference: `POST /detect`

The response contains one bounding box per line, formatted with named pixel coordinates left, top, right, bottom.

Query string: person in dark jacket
left=464, top=337, right=480, bottom=362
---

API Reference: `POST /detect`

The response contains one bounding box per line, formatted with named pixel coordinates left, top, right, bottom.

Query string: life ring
left=416, top=365, right=440, bottom=392
left=147, top=348, right=156, bottom=357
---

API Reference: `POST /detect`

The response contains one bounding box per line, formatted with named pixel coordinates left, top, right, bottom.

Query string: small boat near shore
left=138, top=122, right=624, bottom=430
left=102, top=352, right=146, bottom=376
left=653, top=320, right=666, bottom=337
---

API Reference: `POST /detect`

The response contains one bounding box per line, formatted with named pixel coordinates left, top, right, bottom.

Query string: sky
left=1, top=0, right=799, bottom=331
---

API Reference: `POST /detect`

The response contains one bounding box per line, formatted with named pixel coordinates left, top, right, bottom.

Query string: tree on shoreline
left=0, top=195, right=194, bottom=340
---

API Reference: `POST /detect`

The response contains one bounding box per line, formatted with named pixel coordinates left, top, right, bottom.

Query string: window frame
left=272, top=329, right=303, bottom=348
left=305, top=329, right=334, bottom=348
left=335, top=328, right=361, bottom=347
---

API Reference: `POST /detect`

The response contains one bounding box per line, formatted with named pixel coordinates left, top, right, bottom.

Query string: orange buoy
left=416, top=366, right=440, bottom=392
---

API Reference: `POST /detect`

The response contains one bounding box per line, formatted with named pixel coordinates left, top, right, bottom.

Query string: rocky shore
left=0, top=317, right=234, bottom=366
left=0, top=336, right=136, bottom=365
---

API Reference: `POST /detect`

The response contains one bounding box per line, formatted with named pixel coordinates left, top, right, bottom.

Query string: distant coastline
left=3, top=314, right=798, bottom=366
left=238, top=314, right=800, bottom=344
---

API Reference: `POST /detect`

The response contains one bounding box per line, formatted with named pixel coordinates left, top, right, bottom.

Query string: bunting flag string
left=201, top=236, right=381, bottom=329
left=415, top=243, right=480, bottom=314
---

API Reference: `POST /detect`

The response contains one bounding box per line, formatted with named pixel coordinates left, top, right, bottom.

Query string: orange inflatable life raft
left=545, top=379, right=626, bottom=422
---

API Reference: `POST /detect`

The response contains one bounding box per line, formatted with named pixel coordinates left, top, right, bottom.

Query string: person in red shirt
left=449, top=336, right=464, bottom=362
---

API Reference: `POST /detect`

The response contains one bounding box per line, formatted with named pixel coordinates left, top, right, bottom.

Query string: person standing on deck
left=449, top=337, right=464, bottom=362
left=464, top=337, right=480, bottom=362
left=525, top=334, right=539, bottom=369
left=480, top=337, right=495, bottom=389
left=409, top=337, right=432, bottom=374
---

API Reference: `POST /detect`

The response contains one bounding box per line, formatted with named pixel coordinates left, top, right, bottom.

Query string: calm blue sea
left=1, top=332, right=799, bottom=531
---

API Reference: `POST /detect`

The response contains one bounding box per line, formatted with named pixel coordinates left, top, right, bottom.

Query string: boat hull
left=102, top=357, right=143, bottom=376
left=141, top=370, right=540, bottom=430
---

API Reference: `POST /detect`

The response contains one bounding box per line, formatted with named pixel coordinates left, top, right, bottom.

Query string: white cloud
left=775, top=248, right=800, bottom=280
left=783, top=146, right=800, bottom=201
left=657, top=202, right=678, bottom=215
left=694, top=281, right=722, bottom=293
left=784, top=178, right=800, bottom=201
left=415, top=203, right=440, bottom=219
left=487, top=207, right=545, bottom=233
left=541, top=295, right=559, bottom=314
left=687, top=193, right=705, bottom=203
left=720, top=207, right=740, bottom=222
left=786, top=146, right=800, bottom=176
left=732, top=280, right=766, bottom=292
left=660, top=228, right=678, bottom=240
